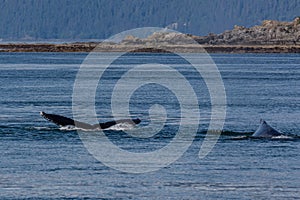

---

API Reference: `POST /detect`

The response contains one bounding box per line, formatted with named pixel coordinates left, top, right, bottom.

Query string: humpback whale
left=252, top=119, right=281, bottom=138
left=40, top=112, right=141, bottom=130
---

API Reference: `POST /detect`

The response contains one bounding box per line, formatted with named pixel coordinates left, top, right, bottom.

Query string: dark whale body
left=40, top=112, right=141, bottom=130
left=252, top=119, right=281, bottom=138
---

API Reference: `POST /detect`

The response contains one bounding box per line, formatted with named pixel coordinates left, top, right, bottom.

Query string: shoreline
left=0, top=43, right=300, bottom=53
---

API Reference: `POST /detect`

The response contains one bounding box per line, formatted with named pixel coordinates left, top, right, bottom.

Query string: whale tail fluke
left=40, top=111, right=76, bottom=127
left=40, top=111, right=141, bottom=130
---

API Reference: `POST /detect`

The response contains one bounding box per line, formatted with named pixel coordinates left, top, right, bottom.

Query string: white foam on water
left=106, top=122, right=135, bottom=131
left=271, top=135, right=293, bottom=139
left=59, top=125, right=77, bottom=131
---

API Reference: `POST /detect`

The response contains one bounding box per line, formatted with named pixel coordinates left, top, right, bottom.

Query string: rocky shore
left=1, top=18, right=300, bottom=53
left=193, top=17, right=300, bottom=45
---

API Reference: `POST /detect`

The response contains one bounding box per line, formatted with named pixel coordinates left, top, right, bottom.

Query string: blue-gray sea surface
left=0, top=53, right=299, bottom=199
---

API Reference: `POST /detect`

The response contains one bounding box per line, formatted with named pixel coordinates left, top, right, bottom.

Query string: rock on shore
left=193, top=17, right=300, bottom=45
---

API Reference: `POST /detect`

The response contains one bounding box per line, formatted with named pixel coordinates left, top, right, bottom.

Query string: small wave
left=225, top=134, right=299, bottom=141
left=230, top=136, right=250, bottom=140
left=28, top=126, right=57, bottom=131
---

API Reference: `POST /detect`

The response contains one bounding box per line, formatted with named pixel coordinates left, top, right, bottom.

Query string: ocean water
left=0, top=52, right=299, bottom=199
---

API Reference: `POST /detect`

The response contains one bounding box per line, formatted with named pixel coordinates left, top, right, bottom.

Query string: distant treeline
left=0, top=0, right=299, bottom=40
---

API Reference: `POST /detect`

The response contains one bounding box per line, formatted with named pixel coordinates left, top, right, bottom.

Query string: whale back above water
left=40, top=111, right=141, bottom=130
left=252, top=119, right=281, bottom=138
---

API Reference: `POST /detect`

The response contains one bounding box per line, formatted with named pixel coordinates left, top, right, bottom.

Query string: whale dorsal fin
left=252, top=119, right=281, bottom=138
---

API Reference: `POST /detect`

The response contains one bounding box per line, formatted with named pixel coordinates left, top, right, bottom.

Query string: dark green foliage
left=0, top=0, right=299, bottom=39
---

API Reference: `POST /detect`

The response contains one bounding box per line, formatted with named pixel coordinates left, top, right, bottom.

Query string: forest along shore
left=1, top=18, right=300, bottom=53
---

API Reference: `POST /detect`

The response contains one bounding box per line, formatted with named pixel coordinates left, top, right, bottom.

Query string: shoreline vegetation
left=1, top=18, right=300, bottom=53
